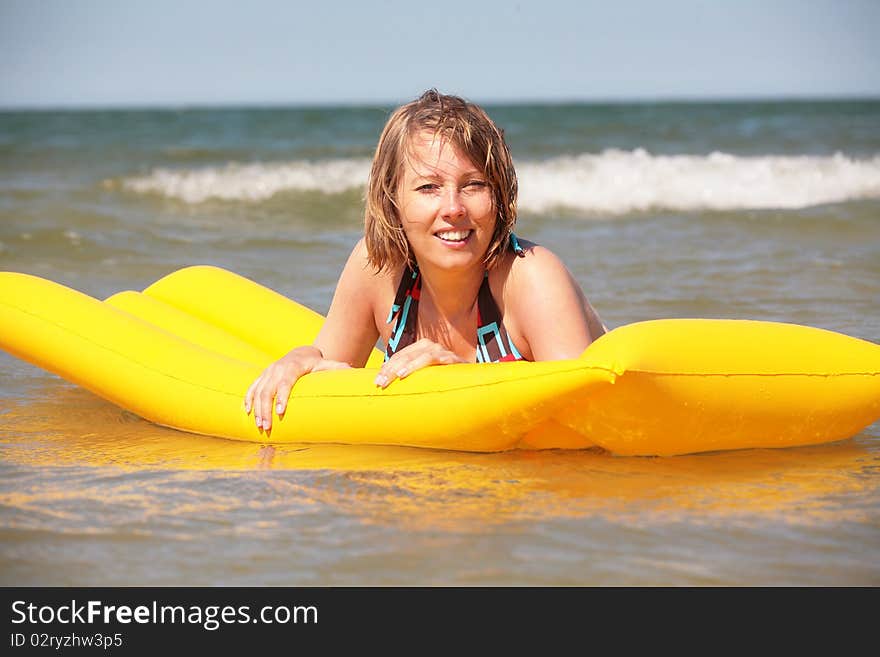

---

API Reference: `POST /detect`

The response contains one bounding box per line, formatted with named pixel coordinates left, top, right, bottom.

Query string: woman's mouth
left=435, top=229, right=472, bottom=244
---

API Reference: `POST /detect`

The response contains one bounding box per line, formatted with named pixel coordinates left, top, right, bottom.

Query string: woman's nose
left=441, top=187, right=465, bottom=218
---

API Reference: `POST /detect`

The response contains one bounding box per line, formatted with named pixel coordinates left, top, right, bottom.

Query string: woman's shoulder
left=491, top=237, right=606, bottom=356
left=491, top=238, right=573, bottom=295
left=345, top=238, right=405, bottom=283
left=342, top=238, right=406, bottom=309
left=491, top=236, right=593, bottom=315
left=513, top=238, right=567, bottom=269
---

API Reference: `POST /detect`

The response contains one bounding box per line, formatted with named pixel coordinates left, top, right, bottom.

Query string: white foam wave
left=121, top=159, right=372, bottom=203
left=517, top=149, right=880, bottom=214
left=120, top=150, right=880, bottom=213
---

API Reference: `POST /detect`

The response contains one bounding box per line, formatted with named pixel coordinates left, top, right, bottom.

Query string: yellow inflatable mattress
left=1, top=265, right=878, bottom=456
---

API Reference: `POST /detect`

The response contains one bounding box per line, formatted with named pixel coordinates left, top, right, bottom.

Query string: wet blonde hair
left=364, top=89, right=518, bottom=272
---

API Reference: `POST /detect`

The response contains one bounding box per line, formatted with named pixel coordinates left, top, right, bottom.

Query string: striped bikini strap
left=475, top=274, right=524, bottom=363
left=384, top=264, right=420, bottom=360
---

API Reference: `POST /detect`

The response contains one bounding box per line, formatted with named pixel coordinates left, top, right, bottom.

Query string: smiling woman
left=244, top=89, right=607, bottom=431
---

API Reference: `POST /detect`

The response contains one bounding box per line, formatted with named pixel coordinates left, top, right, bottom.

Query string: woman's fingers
left=273, top=378, right=294, bottom=419
left=255, top=373, right=275, bottom=431
left=243, top=374, right=262, bottom=414
left=375, top=345, right=420, bottom=388
left=374, top=340, right=462, bottom=388
left=258, top=365, right=299, bottom=431
left=244, top=365, right=290, bottom=431
left=399, top=349, right=460, bottom=378
left=247, top=352, right=334, bottom=431
left=268, top=360, right=350, bottom=420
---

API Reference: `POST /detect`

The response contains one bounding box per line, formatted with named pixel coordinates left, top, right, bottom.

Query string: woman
left=244, top=90, right=606, bottom=432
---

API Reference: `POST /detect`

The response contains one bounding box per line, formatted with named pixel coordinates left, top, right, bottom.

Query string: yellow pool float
left=1, top=265, right=878, bottom=456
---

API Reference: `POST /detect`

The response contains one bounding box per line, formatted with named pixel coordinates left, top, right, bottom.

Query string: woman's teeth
left=436, top=230, right=471, bottom=242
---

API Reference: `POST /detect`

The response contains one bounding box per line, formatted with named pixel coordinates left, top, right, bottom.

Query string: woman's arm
left=244, top=238, right=381, bottom=431
left=313, top=238, right=383, bottom=366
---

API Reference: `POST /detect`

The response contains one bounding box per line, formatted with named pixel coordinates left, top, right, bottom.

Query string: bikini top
left=384, top=235, right=527, bottom=363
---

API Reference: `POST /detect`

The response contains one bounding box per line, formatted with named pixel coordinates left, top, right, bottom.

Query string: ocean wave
left=517, top=149, right=880, bottom=214
left=118, top=158, right=372, bottom=203
left=117, top=150, right=880, bottom=213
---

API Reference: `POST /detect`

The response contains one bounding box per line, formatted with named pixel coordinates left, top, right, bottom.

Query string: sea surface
left=1, top=99, right=879, bottom=586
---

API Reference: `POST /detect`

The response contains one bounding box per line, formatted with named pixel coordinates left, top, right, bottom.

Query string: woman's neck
left=416, top=263, right=484, bottom=325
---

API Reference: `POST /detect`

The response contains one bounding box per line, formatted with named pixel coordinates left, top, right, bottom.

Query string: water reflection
left=2, top=387, right=878, bottom=533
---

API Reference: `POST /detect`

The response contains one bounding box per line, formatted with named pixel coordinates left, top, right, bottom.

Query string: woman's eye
left=464, top=181, right=488, bottom=191
left=416, top=184, right=439, bottom=192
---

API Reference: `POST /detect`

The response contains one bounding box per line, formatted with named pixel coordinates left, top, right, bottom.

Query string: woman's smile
left=434, top=228, right=473, bottom=246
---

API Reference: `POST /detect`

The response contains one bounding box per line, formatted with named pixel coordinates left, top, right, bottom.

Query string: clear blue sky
left=1, top=0, right=878, bottom=108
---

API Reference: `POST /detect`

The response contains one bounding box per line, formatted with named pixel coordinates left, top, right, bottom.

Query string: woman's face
left=396, top=131, right=496, bottom=273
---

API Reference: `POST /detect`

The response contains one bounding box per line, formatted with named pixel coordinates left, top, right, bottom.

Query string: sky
left=1, top=0, right=878, bottom=108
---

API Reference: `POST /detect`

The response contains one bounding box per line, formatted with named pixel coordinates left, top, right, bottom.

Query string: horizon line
left=1, top=92, right=879, bottom=113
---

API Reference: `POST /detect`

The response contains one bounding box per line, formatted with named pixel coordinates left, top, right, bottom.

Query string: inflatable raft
left=1, top=265, right=878, bottom=456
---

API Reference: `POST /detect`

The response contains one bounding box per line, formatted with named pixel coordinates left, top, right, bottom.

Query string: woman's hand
left=244, top=346, right=350, bottom=432
left=374, top=338, right=467, bottom=389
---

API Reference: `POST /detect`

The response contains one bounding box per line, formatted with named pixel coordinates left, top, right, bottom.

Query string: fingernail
left=375, top=374, right=387, bottom=387
left=244, top=402, right=250, bottom=413
left=276, top=403, right=284, bottom=415
left=255, top=416, right=262, bottom=428
left=262, top=419, right=271, bottom=430
left=397, top=367, right=408, bottom=378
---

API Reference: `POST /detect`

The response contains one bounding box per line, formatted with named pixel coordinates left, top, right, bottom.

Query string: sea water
left=1, top=100, right=878, bottom=585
